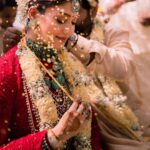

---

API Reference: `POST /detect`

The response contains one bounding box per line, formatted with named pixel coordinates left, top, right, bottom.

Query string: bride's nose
left=63, top=27, right=71, bottom=34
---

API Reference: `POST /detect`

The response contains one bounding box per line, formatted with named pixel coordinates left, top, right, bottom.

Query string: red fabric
left=0, top=46, right=46, bottom=149
left=91, top=112, right=103, bottom=150
left=0, top=130, right=47, bottom=150
left=0, top=46, right=103, bottom=149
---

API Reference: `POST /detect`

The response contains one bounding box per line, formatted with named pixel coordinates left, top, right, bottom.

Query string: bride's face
left=32, top=2, right=77, bottom=51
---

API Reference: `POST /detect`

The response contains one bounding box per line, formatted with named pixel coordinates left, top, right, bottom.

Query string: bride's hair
left=28, top=0, right=77, bottom=13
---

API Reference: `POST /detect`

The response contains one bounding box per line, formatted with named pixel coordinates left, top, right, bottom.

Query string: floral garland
left=17, top=43, right=59, bottom=129
left=17, top=39, right=92, bottom=150
left=88, top=17, right=143, bottom=140
left=59, top=49, right=142, bottom=141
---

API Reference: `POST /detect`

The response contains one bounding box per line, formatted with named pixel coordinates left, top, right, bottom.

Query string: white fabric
left=108, top=1, right=150, bottom=139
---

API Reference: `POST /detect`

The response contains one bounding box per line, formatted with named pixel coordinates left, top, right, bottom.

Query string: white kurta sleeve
left=71, top=26, right=134, bottom=81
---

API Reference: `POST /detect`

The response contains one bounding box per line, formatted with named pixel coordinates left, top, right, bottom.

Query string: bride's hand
left=47, top=99, right=91, bottom=147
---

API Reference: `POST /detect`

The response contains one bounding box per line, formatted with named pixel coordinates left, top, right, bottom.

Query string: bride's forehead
left=45, top=3, right=75, bottom=14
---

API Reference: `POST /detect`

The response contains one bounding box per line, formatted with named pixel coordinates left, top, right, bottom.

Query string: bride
left=0, top=0, right=103, bottom=149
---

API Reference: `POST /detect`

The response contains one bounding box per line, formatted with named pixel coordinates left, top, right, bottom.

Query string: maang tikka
left=72, top=0, right=80, bottom=13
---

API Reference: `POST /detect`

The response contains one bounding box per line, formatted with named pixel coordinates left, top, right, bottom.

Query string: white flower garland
left=17, top=41, right=92, bottom=150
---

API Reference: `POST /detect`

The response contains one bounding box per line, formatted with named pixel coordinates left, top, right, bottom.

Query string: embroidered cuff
left=89, top=40, right=107, bottom=64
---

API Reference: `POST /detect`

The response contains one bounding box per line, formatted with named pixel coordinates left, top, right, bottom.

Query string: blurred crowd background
left=0, top=0, right=17, bottom=53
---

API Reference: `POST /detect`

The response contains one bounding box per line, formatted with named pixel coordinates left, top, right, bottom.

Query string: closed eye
left=56, top=14, right=68, bottom=24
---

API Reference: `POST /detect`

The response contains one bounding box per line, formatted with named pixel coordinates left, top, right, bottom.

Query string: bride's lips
left=56, top=36, right=67, bottom=42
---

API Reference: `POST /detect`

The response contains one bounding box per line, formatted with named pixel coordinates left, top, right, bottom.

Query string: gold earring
left=29, top=19, right=38, bottom=30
